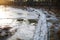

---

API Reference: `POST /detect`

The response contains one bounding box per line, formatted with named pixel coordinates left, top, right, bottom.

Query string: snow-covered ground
left=0, top=5, right=59, bottom=40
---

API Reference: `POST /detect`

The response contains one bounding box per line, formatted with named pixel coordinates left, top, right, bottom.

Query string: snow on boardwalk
left=0, top=5, right=48, bottom=40
left=0, top=6, right=56, bottom=40
left=33, top=9, right=47, bottom=40
left=6, top=8, right=47, bottom=40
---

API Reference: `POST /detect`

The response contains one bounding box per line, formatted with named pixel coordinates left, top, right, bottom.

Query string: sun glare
left=0, top=5, right=13, bottom=25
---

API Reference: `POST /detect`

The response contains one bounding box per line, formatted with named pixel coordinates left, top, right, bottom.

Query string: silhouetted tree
left=27, top=0, right=34, bottom=6
left=14, top=0, right=23, bottom=6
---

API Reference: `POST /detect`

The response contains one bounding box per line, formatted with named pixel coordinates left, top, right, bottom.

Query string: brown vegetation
left=0, top=0, right=14, bottom=5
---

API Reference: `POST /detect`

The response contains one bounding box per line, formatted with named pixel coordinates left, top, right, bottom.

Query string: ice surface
left=0, top=5, right=58, bottom=40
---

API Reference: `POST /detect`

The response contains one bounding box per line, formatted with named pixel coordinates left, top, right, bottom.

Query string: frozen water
left=0, top=5, right=58, bottom=40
